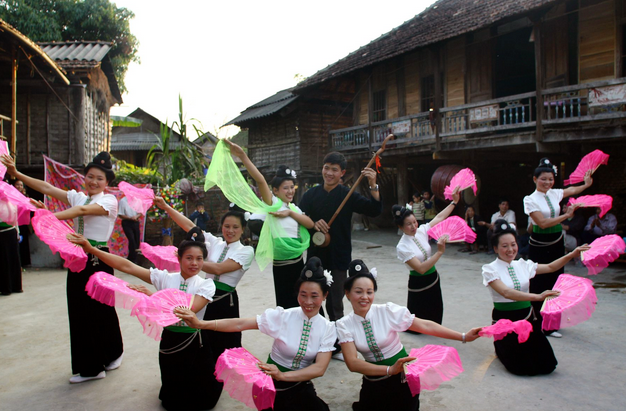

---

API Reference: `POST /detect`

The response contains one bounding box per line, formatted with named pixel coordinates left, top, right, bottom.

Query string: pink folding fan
left=405, top=345, right=464, bottom=396
left=0, top=140, right=9, bottom=179
left=85, top=271, right=149, bottom=310
left=567, top=194, right=612, bottom=218
left=479, top=319, right=532, bottom=343
left=541, top=274, right=597, bottom=331
left=118, top=181, right=154, bottom=214
left=444, top=168, right=477, bottom=200
left=132, top=288, right=194, bottom=340
left=215, top=347, right=276, bottom=410
left=581, top=234, right=626, bottom=275
left=427, top=216, right=477, bottom=243
left=139, top=242, right=180, bottom=272
left=31, top=209, right=87, bottom=272
left=564, top=149, right=609, bottom=185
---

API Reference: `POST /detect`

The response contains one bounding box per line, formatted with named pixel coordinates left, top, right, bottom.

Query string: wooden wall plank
left=579, top=0, right=615, bottom=82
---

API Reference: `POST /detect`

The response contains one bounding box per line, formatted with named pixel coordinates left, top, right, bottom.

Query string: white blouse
left=523, top=189, right=563, bottom=226
left=202, top=231, right=254, bottom=288
left=257, top=307, right=336, bottom=371
left=66, top=190, right=117, bottom=242
left=150, top=268, right=216, bottom=320
left=336, top=303, right=414, bottom=363
left=396, top=223, right=432, bottom=270
left=271, top=196, right=303, bottom=239
left=482, top=258, right=538, bottom=303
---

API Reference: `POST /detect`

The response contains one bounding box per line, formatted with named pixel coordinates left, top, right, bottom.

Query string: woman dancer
left=0, top=187, right=22, bottom=295
left=177, top=257, right=336, bottom=411
left=337, top=259, right=481, bottom=411
left=394, top=187, right=460, bottom=326
left=482, top=220, right=589, bottom=375
left=1, top=152, right=123, bottom=383
left=13, top=179, right=31, bottom=266
left=225, top=139, right=314, bottom=308
left=524, top=158, right=592, bottom=337
left=70, top=229, right=219, bottom=410
left=155, top=199, right=254, bottom=400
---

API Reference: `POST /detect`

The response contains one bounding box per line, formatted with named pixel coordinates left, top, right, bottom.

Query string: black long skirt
left=272, top=255, right=304, bottom=309
left=352, top=373, right=419, bottom=411
left=0, top=227, right=22, bottom=294
left=407, top=271, right=443, bottom=325
left=67, top=250, right=123, bottom=376
left=492, top=306, right=557, bottom=376
left=202, top=288, right=242, bottom=402
left=529, top=231, right=564, bottom=332
left=18, top=224, right=31, bottom=266
left=261, top=380, right=329, bottom=411
left=159, top=328, right=221, bottom=410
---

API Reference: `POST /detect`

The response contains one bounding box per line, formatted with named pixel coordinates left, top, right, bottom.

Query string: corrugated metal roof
left=39, top=41, right=112, bottom=68
left=224, top=89, right=298, bottom=126
left=111, top=132, right=181, bottom=152
left=296, top=0, right=557, bottom=90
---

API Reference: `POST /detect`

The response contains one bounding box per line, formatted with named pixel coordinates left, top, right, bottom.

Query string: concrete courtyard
left=1, top=229, right=625, bottom=410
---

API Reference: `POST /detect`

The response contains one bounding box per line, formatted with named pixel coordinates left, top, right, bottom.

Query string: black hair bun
left=535, top=157, right=558, bottom=176
left=301, top=257, right=325, bottom=281
left=392, top=204, right=412, bottom=225
left=85, top=151, right=115, bottom=182
left=228, top=202, right=245, bottom=213
left=493, top=219, right=516, bottom=234
left=186, top=226, right=205, bottom=243
left=348, top=259, right=371, bottom=277
left=275, top=165, right=296, bottom=179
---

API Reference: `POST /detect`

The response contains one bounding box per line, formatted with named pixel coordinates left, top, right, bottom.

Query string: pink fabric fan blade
left=119, top=181, right=154, bottom=214
left=133, top=288, right=193, bottom=328
left=567, top=194, right=613, bottom=218
left=140, top=242, right=180, bottom=271
left=0, top=140, right=8, bottom=179
left=31, top=209, right=87, bottom=272
left=581, top=235, right=626, bottom=275
left=0, top=199, right=17, bottom=226
left=406, top=345, right=463, bottom=395
left=443, top=168, right=477, bottom=200
left=541, top=274, right=597, bottom=330
left=0, top=181, right=37, bottom=226
left=427, top=216, right=476, bottom=243
left=564, top=149, right=609, bottom=185
left=85, top=271, right=148, bottom=310
left=215, top=347, right=276, bottom=410
left=480, top=319, right=532, bottom=343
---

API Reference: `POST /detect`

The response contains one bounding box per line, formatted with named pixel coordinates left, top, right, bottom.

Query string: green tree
left=0, top=0, right=138, bottom=93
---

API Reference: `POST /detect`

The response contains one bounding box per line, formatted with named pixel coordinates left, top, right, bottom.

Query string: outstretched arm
left=154, top=196, right=194, bottom=232
left=405, top=237, right=446, bottom=274
left=488, top=279, right=559, bottom=302
left=429, top=187, right=460, bottom=227
left=175, top=308, right=258, bottom=331
left=409, top=317, right=481, bottom=342
left=537, top=245, right=589, bottom=274
left=342, top=341, right=415, bottom=377
left=68, top=233, right=152, bottom=283
left=224, top=139, right=272, bottom=205
left=260, top=351, right=332, bottom=382
left=530, top=205, right=577, bottom=230
left=563, top=171, right=593, bottom=197
left=54, top=203, right=109, bottom=220
left=1, top=154, right=69, bottom=203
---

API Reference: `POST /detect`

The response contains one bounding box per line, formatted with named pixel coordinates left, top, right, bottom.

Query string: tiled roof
left=39, top=41, right=112, bottom=68
left=224, top=89, right=298, bottom=126
left=296, top=0, right=557, bottom=89
left=111, top=132, right=181, bottom=152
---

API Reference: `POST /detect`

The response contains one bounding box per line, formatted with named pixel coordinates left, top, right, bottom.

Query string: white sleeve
left=482, top=264, right=500, bottom=287
left=336, top=319, right=354, bottom=344
left=256, top=307, right=284, bottom=339
left=509, top=210, right=516, bottom=224
left=523, top=195, right=539, bottom=216
left=149, top=267, right=169, bottom=291
left=95, top=194, right=118, bottom=218
left=195, top=279, right=215, bottom=302
left=385, top=303, right=415, bottom=332
left=552, top=189, right=564, bottom=204
left=318, top=321, right=337, bottom=352
left=519, top=259, right=539, bottom=280
left=202, top=230, right=221, bottom=249
left=66, top=189, right=83, bottom=207
left=396, top=241, right=416, bottom=264
left=228, top=245, right=254, bottom=271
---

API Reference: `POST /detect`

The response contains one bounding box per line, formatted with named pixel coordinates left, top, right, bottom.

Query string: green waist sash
left=214, top=281, right=236, bottom=293
left=267, top=355, right=294, bottom=373
left=532, top=224, right=562, bottom=234
left=410, top=266, right=436, bottom=276
left=0, top=221, right=14, bottom=229
left=88, top=239, right=108, bottom=247
left=164, top=325, right=198, bottom=333
left=493, top=301, right=531, bottom=311
left=367, top=347, right=409, bottom=366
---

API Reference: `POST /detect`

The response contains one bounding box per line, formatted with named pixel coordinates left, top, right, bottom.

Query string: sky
left=110, top=0, right=437, bottom=139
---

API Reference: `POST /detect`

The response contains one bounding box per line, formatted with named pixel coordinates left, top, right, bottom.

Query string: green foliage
left=147, top=95, right=209, bottom=186
left=112, top=158, right=163, bottom=186
left=0, top=0, right=139, bottom=93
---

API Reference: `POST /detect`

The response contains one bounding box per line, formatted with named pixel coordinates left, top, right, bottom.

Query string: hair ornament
left=244, top=211, right=251, bottom=221
left=501, top=223, right=508, bottom=230
left=552, top=165, right=558, bottom=175
left=370, top=267, right=378, bottom=279
left=285, top=168, right=291, bottom=175
left=323, top=270, right=334, bottom=286
left=229, top=202, right=235, bottom=208
left=355, top=264, right=362, bottom=272
left=395, top=210, right=401, bottom=216
left=305, top=270, right=313, bottom=278
left=544, top=159, right=550, bottom=164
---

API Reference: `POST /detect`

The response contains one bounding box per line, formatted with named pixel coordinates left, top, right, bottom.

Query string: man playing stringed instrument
left=300, top=151, right=382, bottom=330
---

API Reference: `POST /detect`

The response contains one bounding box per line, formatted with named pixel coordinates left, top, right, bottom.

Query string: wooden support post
left=396, top=157, right=408, bottom=206
left=11, top=47, right=17, bottom=158
left=367, top=74, right=373, bottom=152
left=26, top=90, right=31, bottom=165
left=534, top=22, right=544, bottom=143
left=433, top=47, right=442, bottom=152
left=46, top=95, right=51, bottom=156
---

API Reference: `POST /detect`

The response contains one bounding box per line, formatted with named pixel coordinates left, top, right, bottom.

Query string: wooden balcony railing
left=0, top=113, right=18, bottom=142
left=329, top=78, right=626, bottom=151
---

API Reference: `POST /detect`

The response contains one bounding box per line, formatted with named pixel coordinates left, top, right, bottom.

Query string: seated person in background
left=582, top=208, right=617, bottom=244
left=460, top=206, right=487, bottom=254
left=479, top=199, right=516, bottom=254
left=189, top=203, right=210, bottom=231
left=561, top=204, right=585, bottom=252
